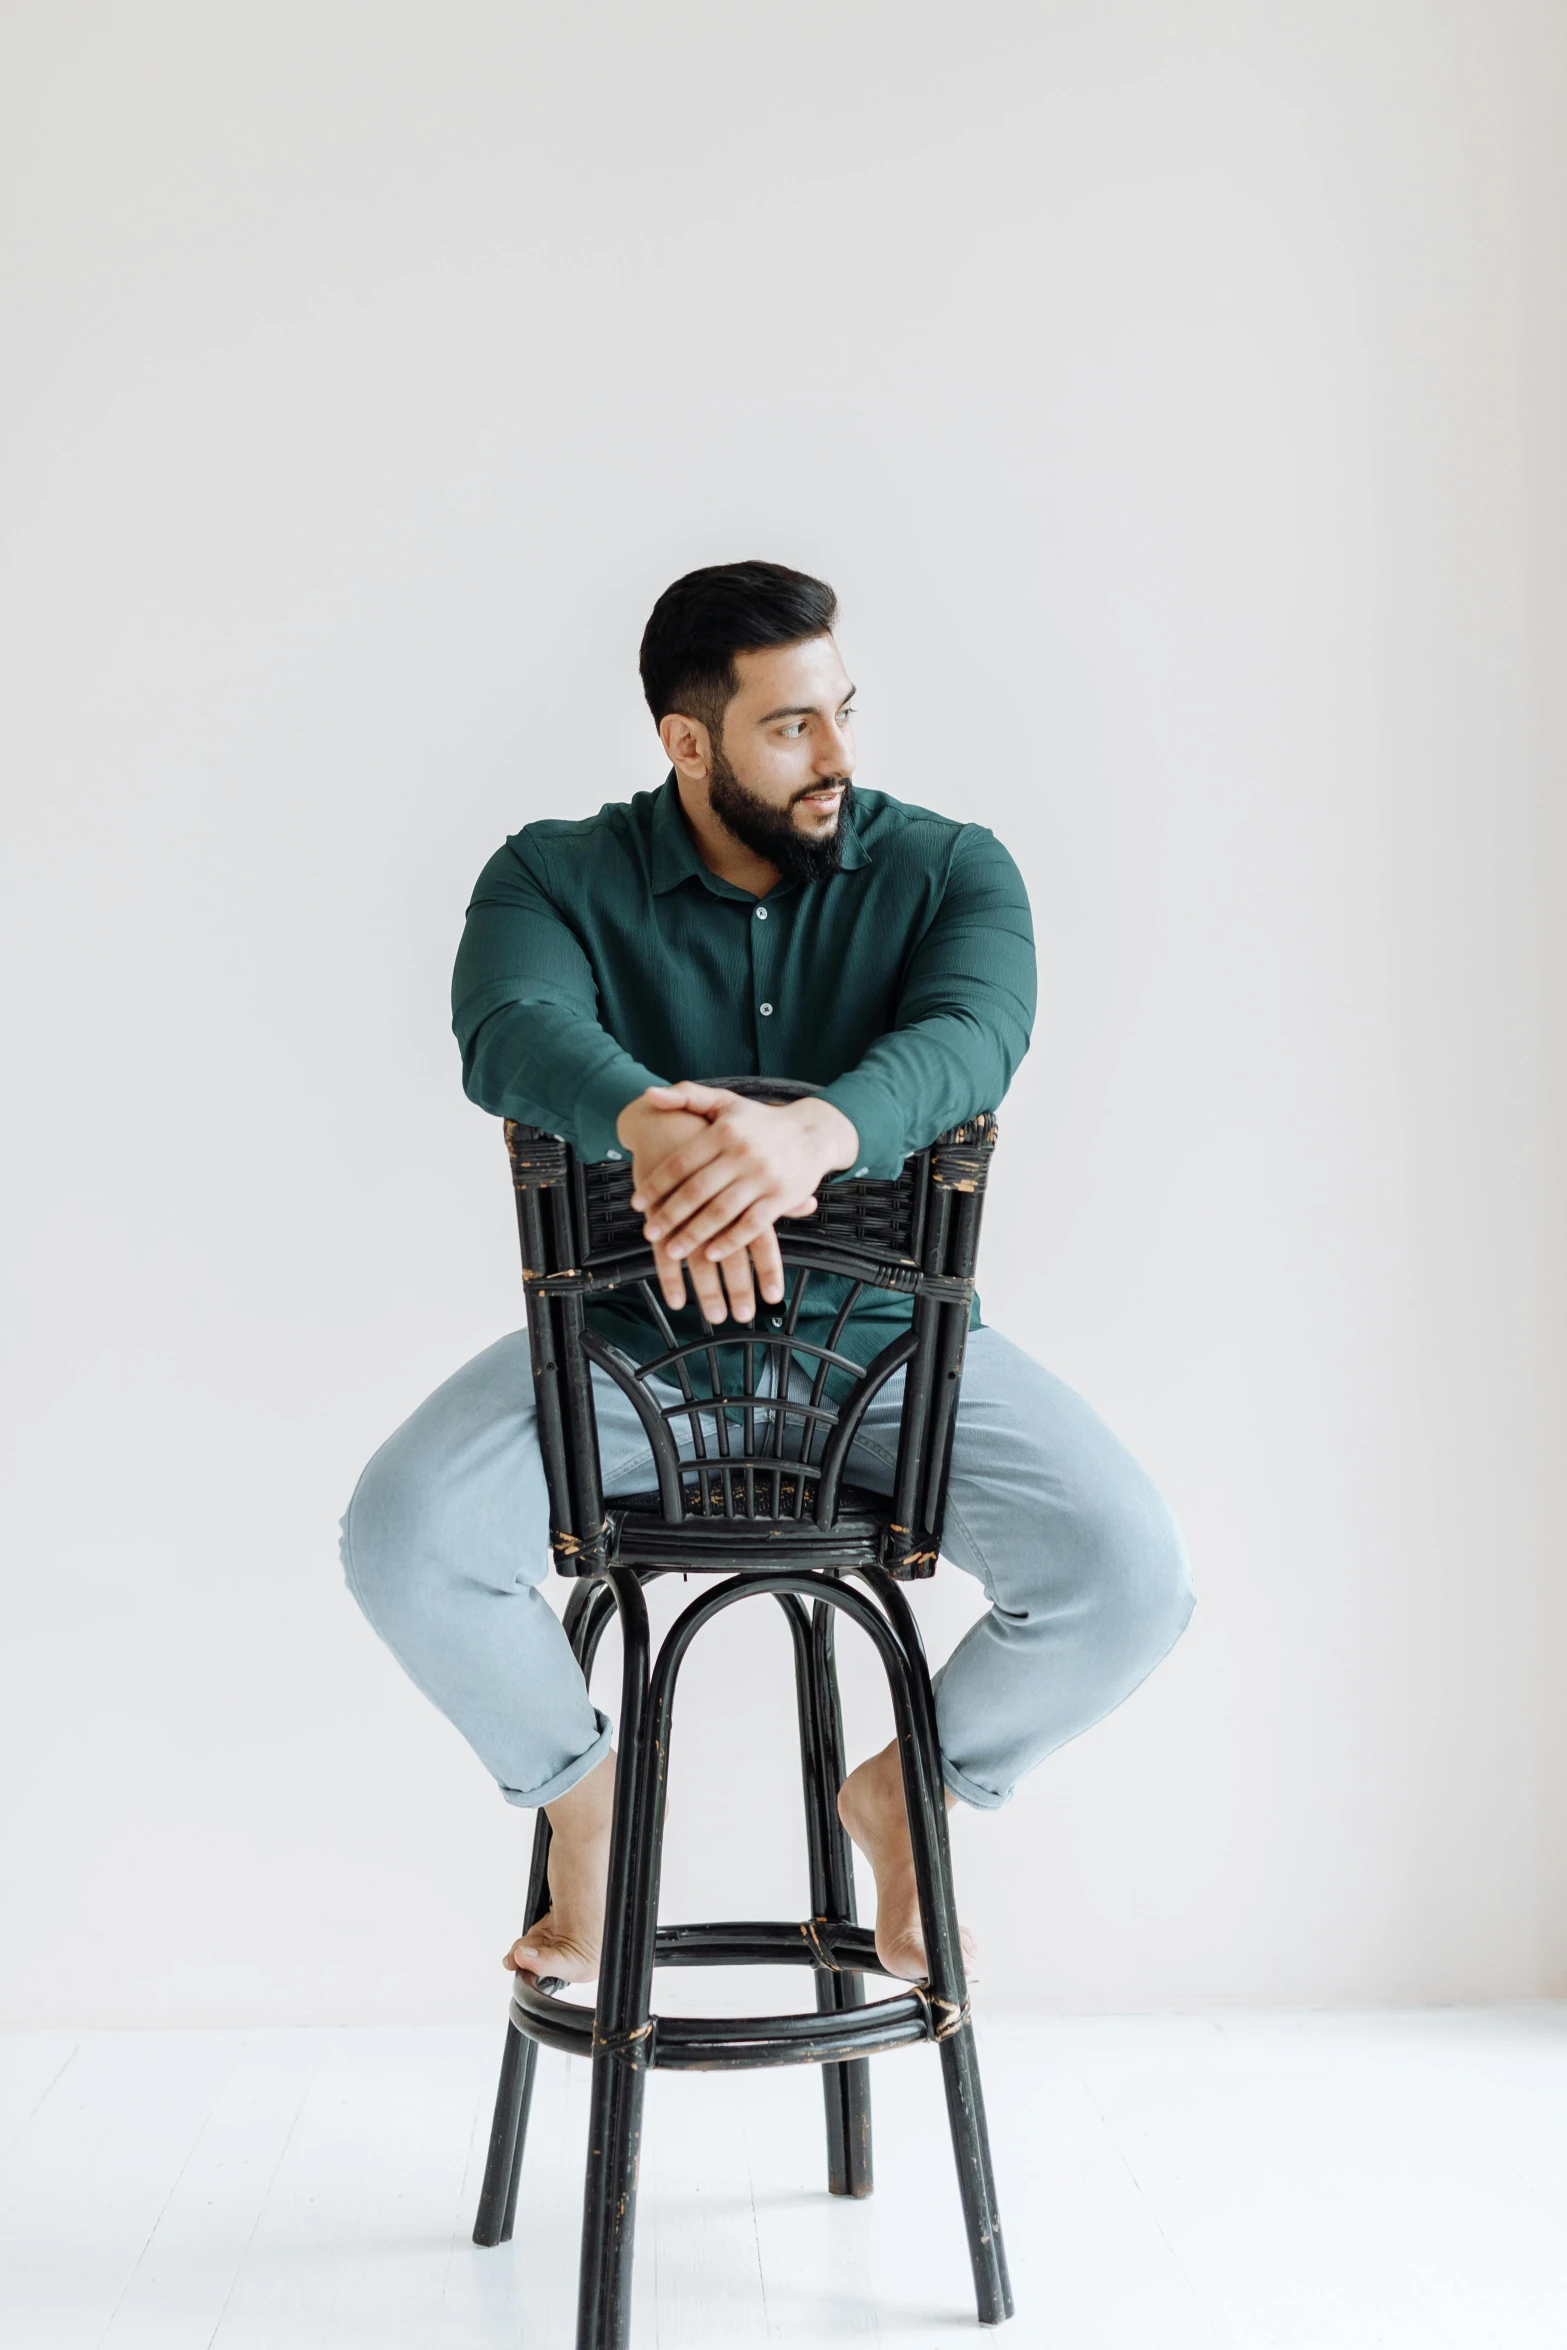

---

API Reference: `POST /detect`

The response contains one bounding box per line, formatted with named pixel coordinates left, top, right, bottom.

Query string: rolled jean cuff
left=498, top=1708, right=613, bottom=1809
left=940, top=1752, right=1011, bottom=1813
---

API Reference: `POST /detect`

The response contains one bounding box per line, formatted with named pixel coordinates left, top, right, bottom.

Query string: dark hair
left=639, top=559, right=838, bottom=737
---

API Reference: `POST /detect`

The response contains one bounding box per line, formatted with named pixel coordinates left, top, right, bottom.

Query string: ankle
left=844, top=1741, right=956, bottom=1814
left=544, top=1749, right=616, bottom=1842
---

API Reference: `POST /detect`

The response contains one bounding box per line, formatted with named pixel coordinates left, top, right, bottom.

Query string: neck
left=674, top=776, right=782, bottom=898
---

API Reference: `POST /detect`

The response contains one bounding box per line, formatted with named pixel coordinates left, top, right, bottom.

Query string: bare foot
left=504, top=1750, right=616, bottom=1984
left=837, top=1739, right=979, bottom=1984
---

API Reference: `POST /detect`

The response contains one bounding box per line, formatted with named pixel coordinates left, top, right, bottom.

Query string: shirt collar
left=649, top=772, right=870, bottom=899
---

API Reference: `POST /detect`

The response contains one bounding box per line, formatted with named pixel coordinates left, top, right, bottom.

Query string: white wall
left=3, top=0, right=1563, bottom=2027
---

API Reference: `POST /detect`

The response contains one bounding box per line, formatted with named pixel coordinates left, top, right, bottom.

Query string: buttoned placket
left=755, top=904, right=784, bottom=1323
left=752, top=894, right=781, bottom=1070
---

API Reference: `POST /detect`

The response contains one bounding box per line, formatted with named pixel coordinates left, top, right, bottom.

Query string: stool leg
left=576, top=1570, right=658, bottom=2350
left=472, top=1807, right=550, bottom=2245
left=936, top=2014, right=1012, bottom=2326
left=864, top=1568, right=1014, bottom=2327
left=473, top=2012, right=540, bottom=2247
left=474, top=1579, right=610, bottom=2251
left=784, top=1595, right=873, bottom=2197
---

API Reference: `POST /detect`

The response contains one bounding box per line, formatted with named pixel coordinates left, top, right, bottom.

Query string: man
left=343, top=559, right=1193, bottom=1986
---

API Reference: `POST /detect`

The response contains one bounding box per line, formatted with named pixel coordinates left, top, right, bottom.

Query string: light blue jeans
left=341, top=1325, right=1193, bottom=1811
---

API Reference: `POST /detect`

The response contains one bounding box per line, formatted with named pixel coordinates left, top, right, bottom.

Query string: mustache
left=791, top=776, right=852, bottom=806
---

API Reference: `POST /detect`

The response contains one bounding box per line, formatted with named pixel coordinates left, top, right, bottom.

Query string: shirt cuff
left=572, top=1052, right=668, bottom=1164
left=815, top=1073, right=907, bottom=1181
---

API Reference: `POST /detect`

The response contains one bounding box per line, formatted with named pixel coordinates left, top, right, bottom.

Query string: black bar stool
left=472, top=1079, right=1014, bottom=2347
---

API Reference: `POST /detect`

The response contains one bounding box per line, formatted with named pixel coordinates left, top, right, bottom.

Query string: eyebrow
left=756, top=686, right=858, bottom=724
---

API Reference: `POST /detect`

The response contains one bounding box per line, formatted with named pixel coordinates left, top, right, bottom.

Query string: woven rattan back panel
left=503, top=1081, right=996, bottom=1575
left=573, top=1076, right=926, bottom=1273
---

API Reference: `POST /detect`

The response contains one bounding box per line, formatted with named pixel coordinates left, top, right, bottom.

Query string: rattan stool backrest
left=505, top=1078, right=996, bottom=1579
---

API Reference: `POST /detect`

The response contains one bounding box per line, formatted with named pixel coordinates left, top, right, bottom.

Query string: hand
left=615, top=1099, right=736, bottom=1319
left=620, top=1082, right=859, bottom=1325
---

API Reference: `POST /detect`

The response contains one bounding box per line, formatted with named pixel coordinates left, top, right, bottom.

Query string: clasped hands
left=614, top=1082, right=860, bottom=1325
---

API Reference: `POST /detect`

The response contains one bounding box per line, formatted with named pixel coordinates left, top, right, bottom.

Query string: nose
left=814, top=718, right=855, bottom=779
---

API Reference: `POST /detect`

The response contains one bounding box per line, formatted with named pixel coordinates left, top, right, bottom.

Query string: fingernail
left=644, top=1223, right=661, bottom=1239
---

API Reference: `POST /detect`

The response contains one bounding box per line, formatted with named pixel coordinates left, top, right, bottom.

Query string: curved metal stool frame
left=471, top=1083, right=1014, bottom=2346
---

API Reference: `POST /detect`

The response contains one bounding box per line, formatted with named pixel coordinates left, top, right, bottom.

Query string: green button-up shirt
left=452, top=775, right=1035, bottom=1376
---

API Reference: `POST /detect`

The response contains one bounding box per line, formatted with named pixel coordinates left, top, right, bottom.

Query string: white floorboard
left=4, top=2007, right=1567, bottom=2348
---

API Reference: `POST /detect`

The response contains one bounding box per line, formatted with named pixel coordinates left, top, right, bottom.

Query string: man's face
left=700, top=636, right=857, bottom=883
left=714, top=636, right=857, bottom=831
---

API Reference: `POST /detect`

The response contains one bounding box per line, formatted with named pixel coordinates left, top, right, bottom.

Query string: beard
left=707, top=744, right=853, bottom=885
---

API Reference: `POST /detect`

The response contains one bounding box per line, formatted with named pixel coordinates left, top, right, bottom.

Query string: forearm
left=460, top=998, right=665, bottom=1161
left=817, top=1004, right=1026, bottom=1176
left=453, top=836, right=670, bottom=1160
left=814, top=824, right=1034, bottom=1173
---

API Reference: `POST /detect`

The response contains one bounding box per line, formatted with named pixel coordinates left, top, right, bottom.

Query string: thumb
left=645, top=1081, right=734, bottom=1117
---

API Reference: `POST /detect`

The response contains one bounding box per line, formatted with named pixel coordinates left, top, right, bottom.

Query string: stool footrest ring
left=654, top=1915, right=878, bottom=1972
left=505, top=1915, right=965, bottom=2072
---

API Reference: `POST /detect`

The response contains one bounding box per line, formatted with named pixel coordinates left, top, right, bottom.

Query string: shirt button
left=607, top=1149, right=623, bottom=1161
left=755, top=906, right=768, bottom=920
left=759, top=1001, right=774, bottom=1017
left=770, top=1315, right=783, bottom=1328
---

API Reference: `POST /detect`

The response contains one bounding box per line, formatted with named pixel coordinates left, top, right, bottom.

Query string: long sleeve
left=451, top=836, right=666, bottom=1161
left=816, top=826, right=1036, bottom=1177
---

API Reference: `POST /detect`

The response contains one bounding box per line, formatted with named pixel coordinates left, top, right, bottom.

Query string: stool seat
left=605, top=1483, right=893, bottom=1573
left=509, top=1916, right=967, bottom=2072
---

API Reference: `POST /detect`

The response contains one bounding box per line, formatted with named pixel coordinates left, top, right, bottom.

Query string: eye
left=779, top=721, right=807, bottom=739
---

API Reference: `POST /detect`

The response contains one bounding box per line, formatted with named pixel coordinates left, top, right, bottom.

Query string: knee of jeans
left=341, top=1424, right=548, bottom=1635
left=985, top=1467, right=1193, bottom=1675
left=339, top=1444, right=461, bottom=1638
left=339, top=1454, right=397, bottom=1625
left=1086, top=1478, right=1195, bottom=1676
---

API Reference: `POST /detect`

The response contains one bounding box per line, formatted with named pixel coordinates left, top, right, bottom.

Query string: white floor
left=6, top=2004, right=1567, bottom=2348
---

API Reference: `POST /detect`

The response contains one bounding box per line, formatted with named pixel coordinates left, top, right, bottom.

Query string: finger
left=657, top=1170, right=765, bottom=1250
left=778, top=1196, right=818, bottom=1220
left=718, top=1248, right=757, bottom=1324
left=662, top=1177, right=767, bottom=1259
left=644, top=1081, right=736, bottom=1116
left=685, top=1249, right=729, bottom=1325
left=633, top=1130, right=730, bottom=1216
left=651, top=1236, right=688, bottom=1314
left=700, top=1196, right=798, bottom=1263
left=629, top=1132, right=723, bottom=1212
left=746, top=1226, right=786, bottom=1305
left=703, top=1225, right=785, bottom=1308
left=704, top=1225, right=784, bottom=1284
left=645, top=1155, right=747, bottom=1241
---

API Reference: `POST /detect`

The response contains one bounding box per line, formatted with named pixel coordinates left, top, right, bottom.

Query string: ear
left=659, top=709, right=712, bottom=782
